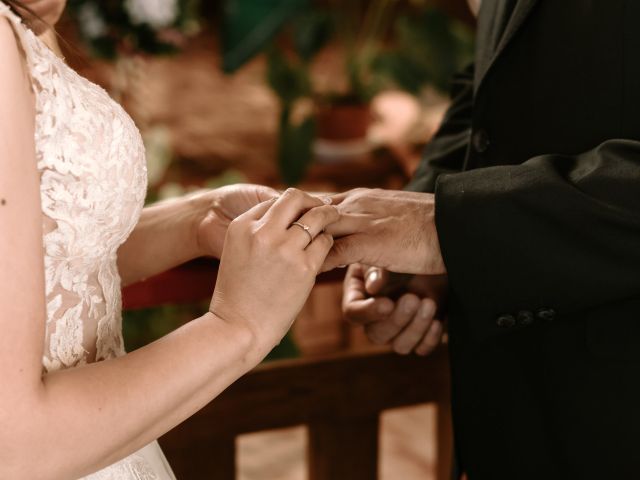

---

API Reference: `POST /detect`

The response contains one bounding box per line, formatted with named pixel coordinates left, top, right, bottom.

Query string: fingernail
left=367, top=269, right=379, bottom=284
left=321, top=196, right=332, bottom=205
left=420, top=302, right=432, bottom=319
left=338, top=264, right=347, bottom=268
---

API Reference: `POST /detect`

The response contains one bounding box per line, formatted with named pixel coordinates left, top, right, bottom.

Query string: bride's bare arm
left=117, top=185, right=279, bottom=286
left=116, top=194, right=212, bottom=286
left=0, top=21, right=336, bottom=479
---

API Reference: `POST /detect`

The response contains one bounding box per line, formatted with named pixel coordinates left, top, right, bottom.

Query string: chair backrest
left=122, top=260, right=453, bottom=479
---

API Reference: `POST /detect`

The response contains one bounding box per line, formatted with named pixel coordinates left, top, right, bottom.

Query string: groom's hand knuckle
left=283, top=188, right=302, bottom=202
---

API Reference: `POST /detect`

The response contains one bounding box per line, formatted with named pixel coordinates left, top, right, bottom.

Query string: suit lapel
left=475, top=0, right=540, bottom=93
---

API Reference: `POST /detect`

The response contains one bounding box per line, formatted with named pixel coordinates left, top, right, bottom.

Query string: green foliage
left=221, top=0, right=310, bottom=72
left=371, top=9, right=474, bottom=94
left=266, top=47, right=312, bottom=105
left=123, top=303, right=204, bottom=352
left=277, top=108, right=316, bottom=186
left=292, top=11, right=334, bottom=62
left=220, top=0, right=475, bottom=185
left=265, top=46, right=316, bottom=185
left=67, top=0, right=201, bottom=60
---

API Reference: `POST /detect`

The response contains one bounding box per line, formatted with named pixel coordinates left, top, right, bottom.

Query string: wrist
left=188, top=191, right=220, bottom=258
left=202, top=311, right=265, bottom=365
left=423, top=193, right=446, bottom=274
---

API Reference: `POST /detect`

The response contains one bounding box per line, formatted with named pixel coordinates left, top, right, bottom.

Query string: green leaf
left=221, top=0, right=310, bottom=72
left=266, top=48, right=311, bottom=105
left=292, top=11, right=334, bottom=62
left=278, top=108, right=316, bottom=185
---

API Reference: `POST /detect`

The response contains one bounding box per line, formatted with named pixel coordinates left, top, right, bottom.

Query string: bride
left=0, top=1, right=339, bottom=478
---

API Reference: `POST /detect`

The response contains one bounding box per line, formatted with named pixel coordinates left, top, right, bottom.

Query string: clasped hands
left=204, top=185, right=447, bottom=355
left=323, top=188, right=447, bottom=357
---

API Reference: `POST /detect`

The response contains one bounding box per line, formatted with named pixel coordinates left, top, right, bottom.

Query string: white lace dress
left=0, top=3, right=176, bottom=479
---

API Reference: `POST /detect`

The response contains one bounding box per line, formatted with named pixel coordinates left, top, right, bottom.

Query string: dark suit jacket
left=407, top=1, right=640, bottom=478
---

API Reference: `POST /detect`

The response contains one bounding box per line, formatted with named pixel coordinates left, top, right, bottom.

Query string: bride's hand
left=209, top=188, right=338, bottom=352
left=193, top=184, right=279, bottom=259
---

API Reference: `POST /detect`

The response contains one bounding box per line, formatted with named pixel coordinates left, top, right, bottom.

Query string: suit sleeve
left=435, top=139, right=640, bottom=341
left=405, top=63, right=475, bottom=194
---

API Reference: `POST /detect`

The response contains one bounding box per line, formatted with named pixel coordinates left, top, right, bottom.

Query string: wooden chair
left=123, top=260, right=453, bottom=479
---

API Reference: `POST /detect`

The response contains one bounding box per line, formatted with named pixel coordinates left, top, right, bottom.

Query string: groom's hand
left=323, top=189, right=445, bottom=274
left=343, top=264, right=447, bottom=355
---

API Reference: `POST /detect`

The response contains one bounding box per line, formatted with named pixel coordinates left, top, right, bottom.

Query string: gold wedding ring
left=291, top=221, right=314, bottom=243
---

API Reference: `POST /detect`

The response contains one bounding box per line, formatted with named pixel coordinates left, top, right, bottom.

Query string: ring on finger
left=291, top=221, right=314, bottom=244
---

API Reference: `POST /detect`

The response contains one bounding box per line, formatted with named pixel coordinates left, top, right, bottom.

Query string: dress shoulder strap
left=0, top=2, right=41, bottom=71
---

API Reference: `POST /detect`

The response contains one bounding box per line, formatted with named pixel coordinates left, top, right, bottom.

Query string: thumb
left=364, top=267, right=388, bottom=296
left=256, top=185, right=280, bottom=202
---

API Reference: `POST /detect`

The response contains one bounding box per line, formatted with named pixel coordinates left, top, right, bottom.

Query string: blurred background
left=56, top=1, right=476, bottom=478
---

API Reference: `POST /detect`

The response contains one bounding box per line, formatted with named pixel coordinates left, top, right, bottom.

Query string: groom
left=325, top=0, right=640, bottom=478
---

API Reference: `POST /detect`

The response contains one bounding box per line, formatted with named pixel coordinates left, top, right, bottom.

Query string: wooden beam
left=308, top=414, right=379, bottom=480
left=161, top=346, right=449, bottom=440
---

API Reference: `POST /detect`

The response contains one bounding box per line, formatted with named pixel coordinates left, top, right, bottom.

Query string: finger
left=365, top=267, right=389, bottom=296
left=236, top=198, right=277, bottom=222
left=344, top=297, right=395, bottom=325
left=263, top=188, right=325, bottom=230
left=304, top=233, right=335, bottom=273
left=288, top=205, right=340, bottom=249
left=320, top=236, right=364, bottom=272
left=365, top=294, right=420, bottom=345
left=342, top=265, right=394, bottom=324
left=415, top=319, right=444, bottom=356
left=323, top=212, right=367, bottom=237
left=255, top=185, right=280, bottom=203
left=343, top=264, right=367, bottom=303
left=391, top=298, right=437, bottom=355
left=327, top=189, right=358, bottom=205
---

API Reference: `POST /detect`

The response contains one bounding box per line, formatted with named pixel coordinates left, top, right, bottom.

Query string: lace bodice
left=1, top=6, right=147, bottom=371
left=1, top=4, right=174, bottom=479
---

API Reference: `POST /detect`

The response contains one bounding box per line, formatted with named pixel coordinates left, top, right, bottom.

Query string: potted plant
left=221, top=0, right=474, bottom=184
left=67, top=0, right=201, bottom=60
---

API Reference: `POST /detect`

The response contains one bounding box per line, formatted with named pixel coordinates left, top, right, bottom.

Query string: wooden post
left=160, top=347, right=452, bottom=480
left=308, top=415, right=379, bottom=480
left=436, top=395, right=453, bottom=480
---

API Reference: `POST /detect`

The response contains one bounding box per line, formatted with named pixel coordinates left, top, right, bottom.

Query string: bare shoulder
left=0, top=15, right=30, bottom=87
left=0, top=14, right=20, bottom=55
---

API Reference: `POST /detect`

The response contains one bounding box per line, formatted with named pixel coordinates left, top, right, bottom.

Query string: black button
left=496, top=314, right=516, bottom=328
left=536, top=308, right=556, bottom=322
left=472, top=129, right=490, bottom=153
left=517, top=310, right=535, bottom=326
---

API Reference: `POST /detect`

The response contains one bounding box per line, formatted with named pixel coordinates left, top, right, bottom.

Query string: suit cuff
left=434, top=168, right=558, bottom=342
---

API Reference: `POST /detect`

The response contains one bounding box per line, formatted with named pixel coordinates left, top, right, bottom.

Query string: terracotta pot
left=316, top=102, right=372, bottom=142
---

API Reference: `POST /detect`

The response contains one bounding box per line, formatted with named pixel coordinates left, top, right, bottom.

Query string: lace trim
left=83, top=454, right=160, bottom=480
left=0, top=7, right=148, bottom=371
left=0, top=5, right=163, bottom=479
